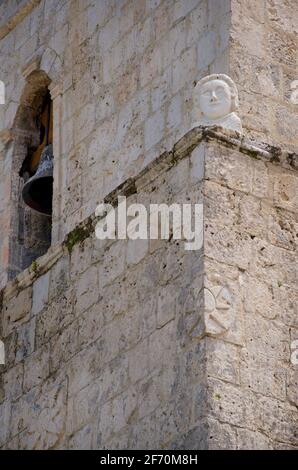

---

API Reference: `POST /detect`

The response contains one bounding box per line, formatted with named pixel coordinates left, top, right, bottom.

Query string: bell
left=22, top=144, right=54, bottom=216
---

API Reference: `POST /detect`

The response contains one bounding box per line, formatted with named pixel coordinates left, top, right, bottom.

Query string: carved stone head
left=193, top=74, right=242, bottom=132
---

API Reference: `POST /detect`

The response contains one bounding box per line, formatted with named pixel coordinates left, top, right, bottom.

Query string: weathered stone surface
left=0, top=0, right=297, bottom=451
left=32, top=271, right=49, bottom=315
left=2, top=287, right=32, bottom=336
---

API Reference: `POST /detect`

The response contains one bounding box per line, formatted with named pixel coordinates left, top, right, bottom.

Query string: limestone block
left=237, top=90, right=273, bottom=138
left=166, top=92, right=182, bottom=133
left=48, top=256, right=70, bottom=301
left=162, top=19, right=188, bottom=69
left=0, top=400, right=10, bottom=447
left=15, top=318, right=35, bottom=363
left=140, top=45, right=163, bottom=88
left=268, top=29, right=297, bottom=68
left=67, top=354, right=129, bottom=435
left=287, top=368, right=298, bottom=406
left=49, top=320, right=79, bottom=373
left=151, top=67, right=171, bottom=114
left=77, top=303, right=105, bottom=349
left=197, top=31, right=217, bottom=70
left=253, top=395, right=298, bottom=445
left=277, top=285, right=298, bottom=328
left=74, top=102, right=96, bottom=145
left=170, top=422, right=208, bottom=450
left=205, top=144, right=253, bottom=193
left=68, top=424, right=93, bottom=450
left=19, top=33, right=38, bottom=63
left=70, top=237, right=93, bottom=279
left=35, top=289, right=74, bottom=347
left=148, top=320, right=176, bottom=372
left=157, top=284, right=177, bottom=328
left=10, top=386, right=41, bottom=438
left=236, top=428, right=272, bottom=450
left=98, top=241, right=126, bottom=287
left=32, top=271, right=49, bottom=315
left=2, top=287, right=32, bottom=336
left=144, top=109, right=165, bottom=151
left=204, top=222, right=252, bottom=271
left=271, top=170, right=298, bottom=211
left=187, top=1, right=208, bottom=46
left=243, top=276, right=280, bottom=320
left=190, top=145, right=205, bottom=183
left=252, top=159, right=270, bottom=199
left=139, top=292, right=157, bottom=337
left=126, top=239, right=148, bottom=266
left=240, top=361, right=287, bottom=402
left=269, top=207, right=298, bottom=251
left=75, top=266, right=99, bottom=314
left=243, top=314, right=289, bottom=366
left=275, top=106, right=298, bottom=144
left=128, top=339, right=149, bottom=383
left=206, top=417, right=238, bottom=450
left=172, top=0, right=199, bottom=23
left=67, top=344, right=103, bottom=397
left=205, top=338, right=240, bottom=385
left=2, top=435, right=20, bottom=450
left=172, top=47, right=196, bottom=94
left=249, top=238, right=297, bottom=287
left=98, top=386, right=138, bottom=442
left=3, top=362, right=23, bottom=400
left=23, top=379, right=67, bottom=449
left=266, top=0, right=298, bottom=34
left=196, top=377, right=254, bottom=428
left=204, top=180, right=239, bottom=226
left=137, top=375, right=163, bottom=420
left=23, top=345, right=50, bottom=391
left=98, top=16, right=120, bottom=53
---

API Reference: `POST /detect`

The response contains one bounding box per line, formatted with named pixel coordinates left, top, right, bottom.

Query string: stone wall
left=0, top=0, right=229, bottom=287
left=202, top=131, right=298, bottom=449
left=0, top=128, right=205, bottom=449
left=0, top=128, right=297, bottom=449
left=0, top=0, right=297, bottom=450
left=229, top=0, right=298, bottom=148
left=0, top=1, right=297, bottom=285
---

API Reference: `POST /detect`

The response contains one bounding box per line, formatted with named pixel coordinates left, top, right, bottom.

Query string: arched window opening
left=9, top=73, right=54, bottom=279
left=20, top=91, right=53, bottom=216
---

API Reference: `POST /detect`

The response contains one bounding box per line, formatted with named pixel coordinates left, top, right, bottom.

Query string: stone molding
left=22, top=58, right=41, bottom=79
left=1, top=126, right=297, bottom=301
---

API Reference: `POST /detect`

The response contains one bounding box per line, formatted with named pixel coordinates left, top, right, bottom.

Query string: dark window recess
left=17, top=91, right=53, bottom=273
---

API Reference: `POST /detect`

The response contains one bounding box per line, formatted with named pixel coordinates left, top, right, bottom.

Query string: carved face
left=198, top=79, right=232, bottom=120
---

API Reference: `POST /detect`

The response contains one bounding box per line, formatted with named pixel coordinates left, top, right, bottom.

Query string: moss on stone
left=30, top=259, right=39, bottom=275
left=65, top=219, right=93, bottom=254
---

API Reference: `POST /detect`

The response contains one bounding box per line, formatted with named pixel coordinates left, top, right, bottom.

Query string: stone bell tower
left=0, top=0, right=297, bottom=449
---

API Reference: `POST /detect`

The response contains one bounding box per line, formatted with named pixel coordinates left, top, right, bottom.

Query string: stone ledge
left=2, top=244, right=64, bottom=302
left=1, top=126, right=297, bottom=301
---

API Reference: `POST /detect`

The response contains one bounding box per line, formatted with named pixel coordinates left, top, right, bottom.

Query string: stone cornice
left=2, top=244, right=64, bottom=301
left=1, top=126, right=297, bottom=300
left=0, top=0, right=41, bottom=41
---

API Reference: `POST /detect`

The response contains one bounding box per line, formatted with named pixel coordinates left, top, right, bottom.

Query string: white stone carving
left=193, top=74, right=242, bottom=133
